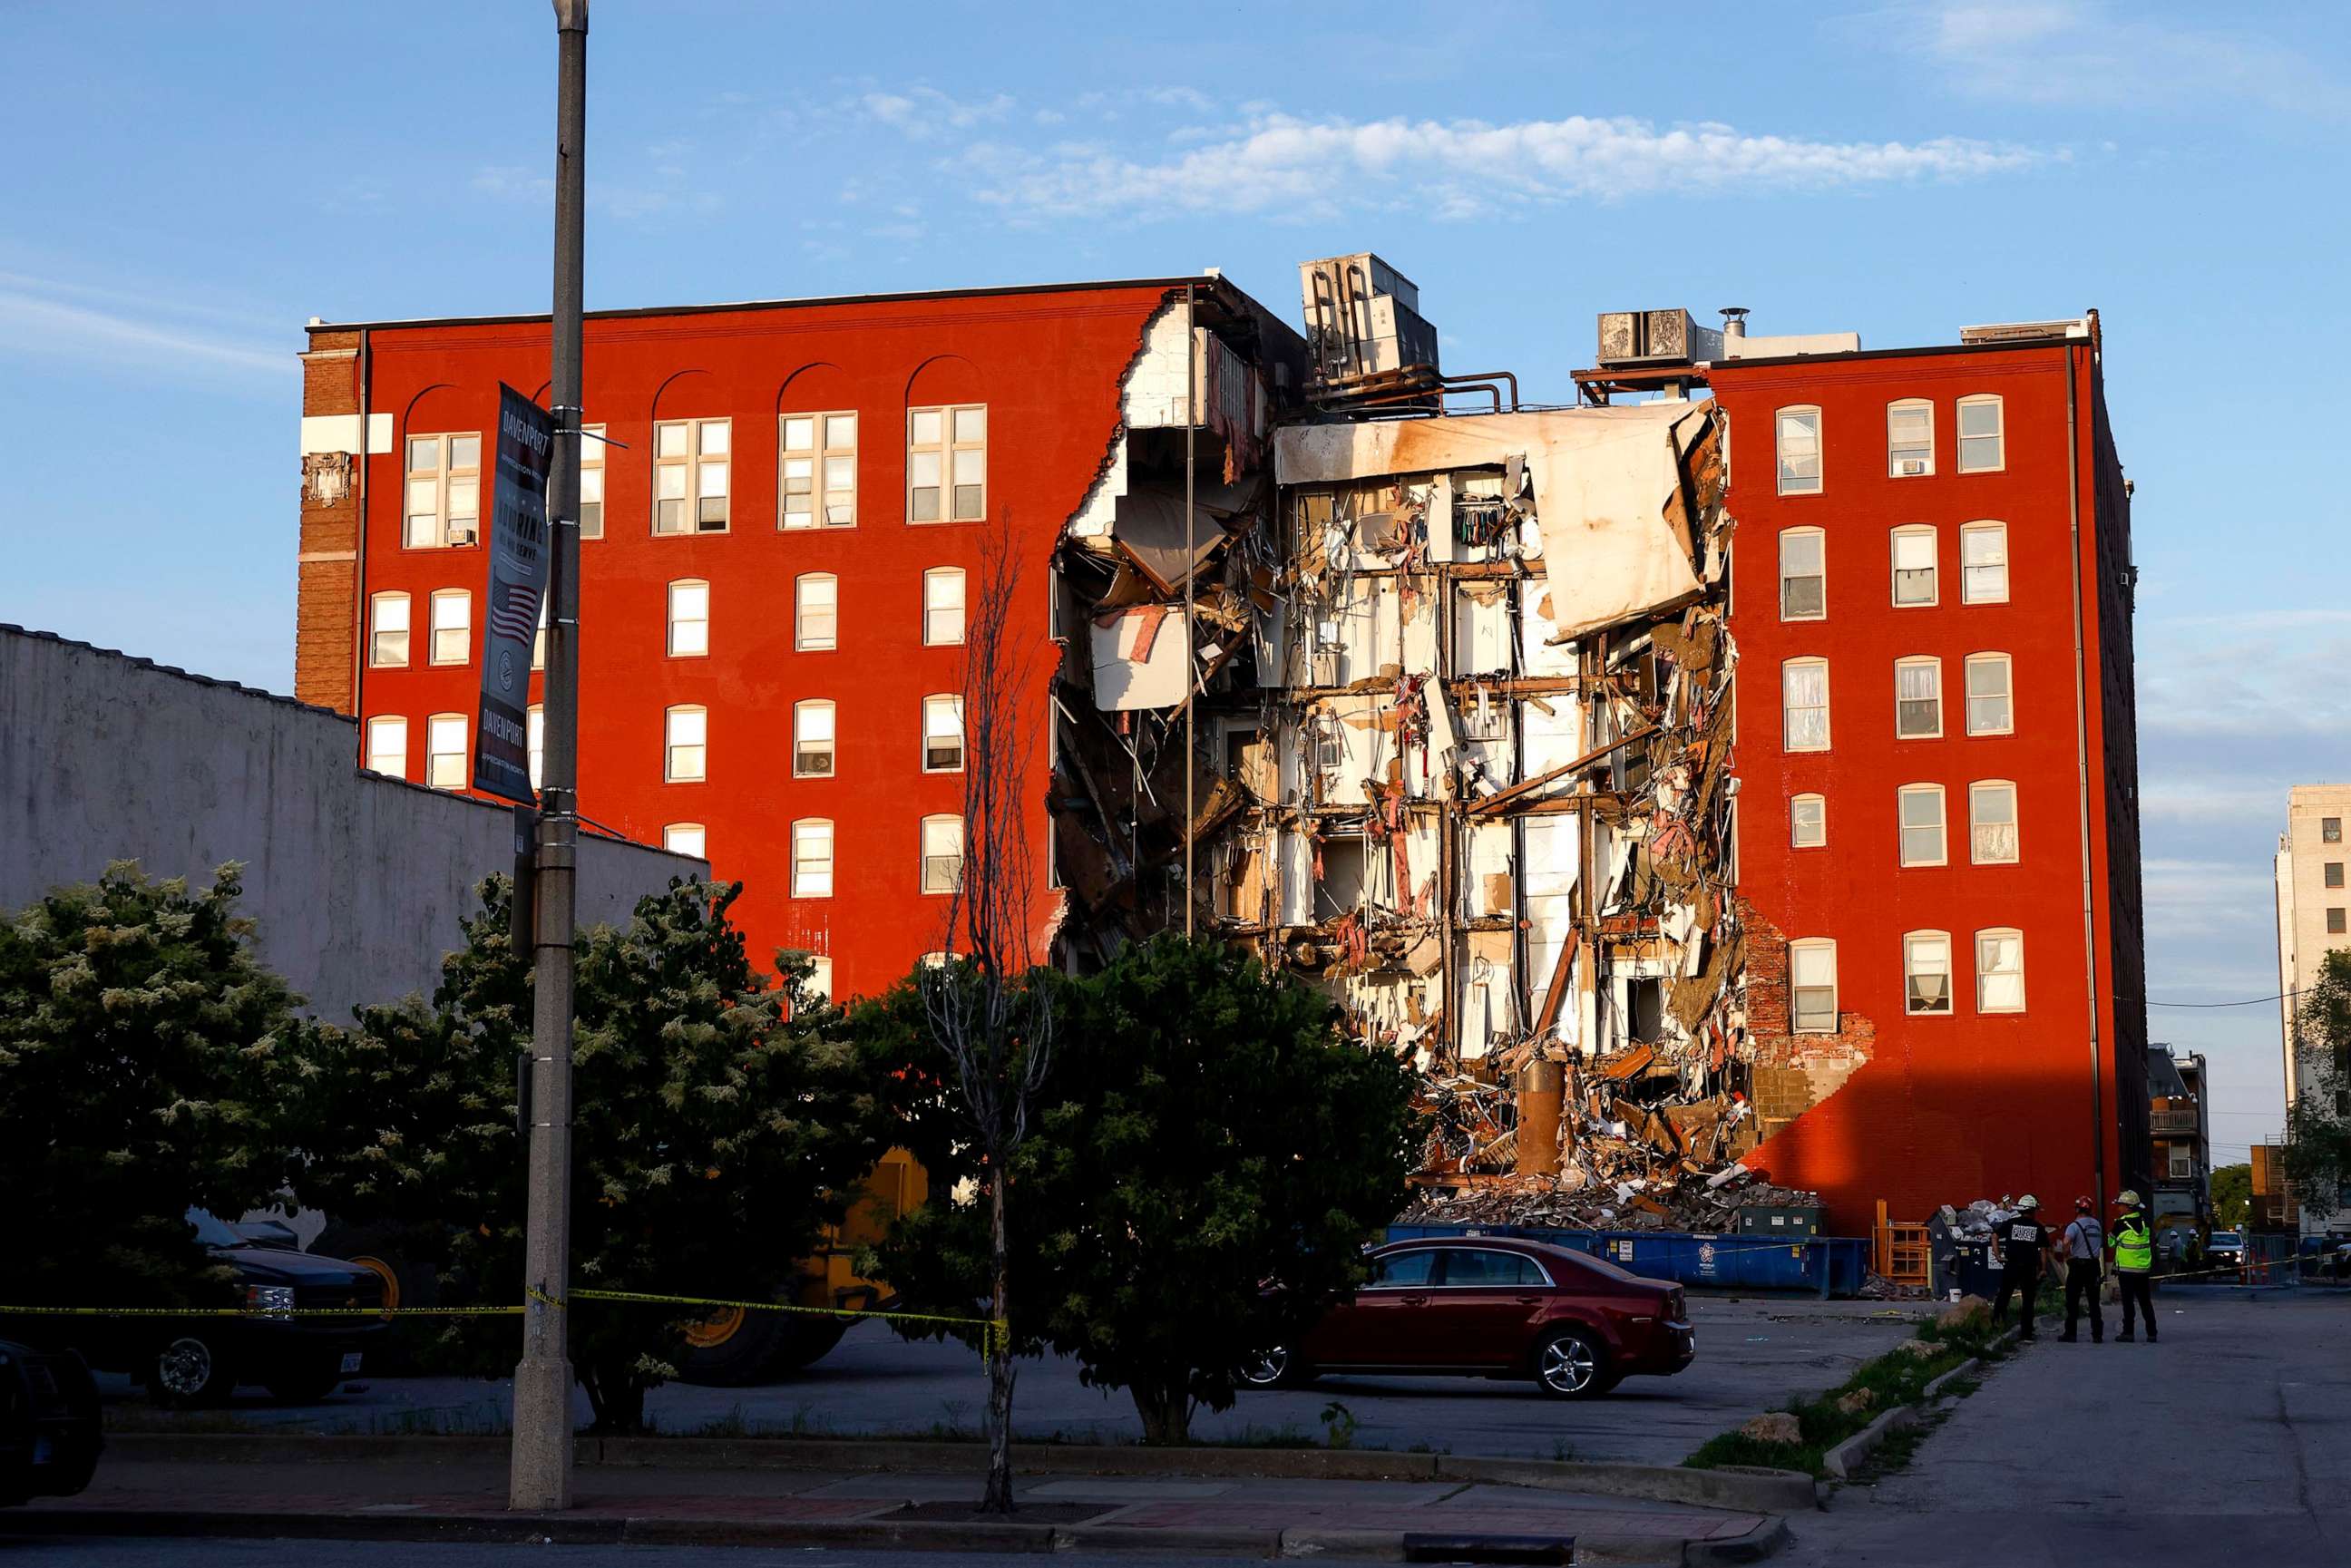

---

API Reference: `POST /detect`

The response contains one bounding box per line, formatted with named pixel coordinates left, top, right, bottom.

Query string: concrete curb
left=1819, top=1404, right=1917, bottom=1482
left=0, top=1506, right=1791, bottom=1563
left=1920, top=1354, right=1981, bottom=1401
left=94, top=1433, right=1818, bottom=1517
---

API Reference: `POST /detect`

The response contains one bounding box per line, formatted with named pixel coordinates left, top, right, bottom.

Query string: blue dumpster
left=1387, top=1224, right=1871, bottom=1296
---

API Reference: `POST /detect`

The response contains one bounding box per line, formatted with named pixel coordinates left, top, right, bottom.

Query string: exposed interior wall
left=0, top=627, right=703, bottom=1026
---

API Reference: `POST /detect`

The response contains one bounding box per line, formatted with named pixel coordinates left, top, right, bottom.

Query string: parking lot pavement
left=96, top=1293, right=1926, bottom=1466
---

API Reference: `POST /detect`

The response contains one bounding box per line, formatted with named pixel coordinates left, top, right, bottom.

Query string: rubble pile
left=1398, top=1160, right=1820, bottom=1236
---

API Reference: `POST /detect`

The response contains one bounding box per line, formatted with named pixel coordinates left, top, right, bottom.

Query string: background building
left=0, top=624, right=697, bottom=1026
left=2274, top=783, right=2351, bottom=1235
left=2148, top=1045, right=2210, bottom=1252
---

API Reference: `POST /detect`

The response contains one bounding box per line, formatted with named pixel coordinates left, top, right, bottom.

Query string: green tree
left=2282, top=949, right=2351, bottom=1217
left=289, top=876, right=895, bottom=1430
left=0, top=862, right=313, bottom=1312
left=872, top=934, right=1419, bottom=1446
left=2208, top=1163, right=2251, bottom=1231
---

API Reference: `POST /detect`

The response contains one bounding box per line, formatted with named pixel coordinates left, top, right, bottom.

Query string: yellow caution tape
left=0, top=1304, right=518, bottom=1318
left=569, top=1287, right=1008, bottom=1361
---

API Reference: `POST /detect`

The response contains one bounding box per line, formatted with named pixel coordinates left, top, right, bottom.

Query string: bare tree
left=916, top=521, right=1056, bottom=1514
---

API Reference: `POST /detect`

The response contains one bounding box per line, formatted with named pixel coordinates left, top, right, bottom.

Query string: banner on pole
left=473, top=384, right=555, bottom=804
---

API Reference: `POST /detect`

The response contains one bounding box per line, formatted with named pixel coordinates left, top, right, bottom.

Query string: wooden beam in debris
left=1466, top=723, right=1661, bottom=817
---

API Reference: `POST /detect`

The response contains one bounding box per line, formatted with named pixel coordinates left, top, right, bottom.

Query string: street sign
left=473, top=384, right=555, bottom=803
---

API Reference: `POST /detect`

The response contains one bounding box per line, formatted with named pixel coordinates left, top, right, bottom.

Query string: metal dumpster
left=1383, top=1224, right=1871, bottom=1296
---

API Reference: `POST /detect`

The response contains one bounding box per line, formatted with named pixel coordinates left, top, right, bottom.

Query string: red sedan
left=1241, top=1237, right=1693, bottom=1399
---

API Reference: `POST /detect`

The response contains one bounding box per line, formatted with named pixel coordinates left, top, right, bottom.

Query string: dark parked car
left=0, top=1340, right=102, bottom=1506
left=49, top=1213, right=391, bottom=1407
left=1241, top=1237, right=1694, bottom=1399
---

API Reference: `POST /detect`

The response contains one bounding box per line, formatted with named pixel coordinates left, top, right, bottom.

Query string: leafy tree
left=289, top=876, right=896, bottom=1430
left=2282, top=949, right=2351, bottom=1218
left=0, top=862, right=313, bottom=1312
left=871, top=934, right=1419, bottom=1446
left=2208, top=1163, right=2251, bottom=1232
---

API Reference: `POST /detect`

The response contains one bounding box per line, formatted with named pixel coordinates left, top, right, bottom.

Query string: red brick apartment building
left=294, top=278, right=1301, bottom=1002
left=1705, top=317, right=2150, bottom=1220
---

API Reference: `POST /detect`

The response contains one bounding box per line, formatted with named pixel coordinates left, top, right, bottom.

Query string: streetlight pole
left=511, top=0, right=587, bottom=1514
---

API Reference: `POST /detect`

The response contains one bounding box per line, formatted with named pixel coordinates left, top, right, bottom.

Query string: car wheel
left=265, top=1357, right=347, bottom=1404
left=1532, top=1329, right=1607, bottom=1399
left=1239, top=1348, right=1313, bottom=1388
left=150, top=1333, right=239, bottom=1408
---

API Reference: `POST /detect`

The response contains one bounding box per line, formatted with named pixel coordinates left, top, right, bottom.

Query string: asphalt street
left=1779, top=1287, right=2351, bottom=1564
left=95, top=1295, right=1922, bottom=1465
left=5, top=1546, right=1258, bottom=1568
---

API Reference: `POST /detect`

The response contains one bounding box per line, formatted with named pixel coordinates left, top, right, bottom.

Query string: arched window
left=428, top=589, right=471, bottom=666
left=663, top=823, right=706, bottom=859
left=1890, top=524, right=1937, bottom=606
left=1898, top=784, right=1947, bottom=867
left=664, top=704, right=707, bottom=782
left=780, top=410, right=857, bottom=529
left=908, top=404, right=986, bottom=522
left=1975, top=928, right=2026, bottom=1012
left=794, top=699, right=836, bottom=777
left=1960, top=521, right=2009, bottom=604
left=921, top=813, right=964, bottom=894
left=1895, top=656, right=1942, bottom=738
left=1888, top=398, right=1933, bottom=476
left=922, top=694, right=964, bottom=772
left=668, top=579, right=709, bottom=657
left=1790, top=793, right=1826, bottom=848
left=368, top=591, right=410, bottom=667
left=654, top=416, right=729, bottom=533
left=1904, top=931, right=1953, bottom=1015
left=365, top=716, right=407, bottom=778
left=1970, top=780, right=2020, bottom=864
left=923, top=567, right=966, bottom=646
left=1789, top=939, right=1837, bottom=1034
left=424, top=712, right=467, bottom=790
left=1775, top=405, right=1821, bottom=495
left=1779, top=528, right=1825, bottom=620
left=1782, top=657, right=1829, bottom=752
left=795, top=573, right=837, bottom=651
left=1965, top=653, right=2014, bottom=735
left=1956, top=394, right=2005, bottom=472
left=792, top=819, right=834, bottom=898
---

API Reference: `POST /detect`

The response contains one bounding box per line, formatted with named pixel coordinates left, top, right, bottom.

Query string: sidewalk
left=16, top=1453, right=1787, bottom=1563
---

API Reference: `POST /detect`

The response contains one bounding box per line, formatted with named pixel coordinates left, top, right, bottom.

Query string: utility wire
left=2139, top=989, right=2302, bottom=1008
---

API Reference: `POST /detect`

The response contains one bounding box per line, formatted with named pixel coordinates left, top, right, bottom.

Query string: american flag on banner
left=487, top=578, right=542, bottom=646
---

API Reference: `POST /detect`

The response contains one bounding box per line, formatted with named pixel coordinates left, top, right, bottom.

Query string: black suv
left=0, top=1340, right=101, bottom=1506
left=56, top=1213, right=391, bottom=1407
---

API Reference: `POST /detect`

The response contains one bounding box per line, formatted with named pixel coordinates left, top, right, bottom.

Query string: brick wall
left=296, top=330, right=363, bottom=714
left=1739, top=896, right=1877, bottom=1143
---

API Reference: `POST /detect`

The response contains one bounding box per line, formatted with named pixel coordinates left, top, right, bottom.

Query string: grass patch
left=1685, top=1308, right=2005, bottom=1480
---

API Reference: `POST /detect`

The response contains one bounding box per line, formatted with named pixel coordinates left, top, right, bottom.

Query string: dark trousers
left=1993, top=1266, right=2041, bottom=1336
left=2063, top=1258, right=2104, bottom=1339
left=2118, top=1271, right=2156, bottom=1339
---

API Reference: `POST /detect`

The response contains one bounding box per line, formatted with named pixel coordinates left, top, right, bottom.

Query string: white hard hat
left=2017, top=1193, right=2040, bottom=1210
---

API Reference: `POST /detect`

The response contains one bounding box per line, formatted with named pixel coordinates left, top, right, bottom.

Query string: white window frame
left=527, top=703, right=544, bottom=791
left=1775, top=405, right=1821, bottom=497
left=794, top=699, right=836, bottom=779
left=1960, top=520, right=2010, bottom=605
left=908, top=404, right=986, bottom=523
left=780, top=410, right=858, bottom=529
left=1956, top=394, right=2005, bottom=473
left=368, top=591, right=410, bottom=668
left=1970, top=779, right=2020, bottom=865
left=663, top=822, right=706, bottom=859
left=1782, top=657, right=1830, bottom=753
left=923, top=566, right=966, bottom=647
left=365, top=715, right=407, bottom=778
left=1891, top=524, right=1938, bottom=607
left=792, top=818, right=834, bottom=899
left=653, top=416, right=730, bottom=534
left=425, top=712, right=466, bottom=790
left=1779, top=527, right=1825, bottom=621
left=1895, top=656, right=1943, bottom=740
left=404, top=431, right=481, bottom=550
left=1789, top=938, right=1838, bottom=1035
left=579, top=422, right=606, bottom=539
left=1965, top=653, right=2014, bottom=736
left=1904, top=930, right=1954, bottom=1016
left=804, top=955, right=834, bottom=1001
left=921, top=813, right=964, bottom=895
left=795, top=572, right=838, bottom=652
left=1975, top=927, right=2026, bottom=1013
left=667, top=578, right=709, bottom=658
left=1888, top=398, right=1934, bottom=477
left=922, top=694, right=964, bottom=773
left=1898, top=783, right=1947, bottom=868
left=428, top=589, right=471, bottom=667
left=1790, top=793, right=1826, bottom=849
left=532, top=598, right=547, bottom=671
left=664, top=704, right=707, bottom=783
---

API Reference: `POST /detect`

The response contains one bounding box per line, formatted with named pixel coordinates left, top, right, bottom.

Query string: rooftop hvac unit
left=1299, top=251, right=1436, bottom=380
left=1595, top=308, right=1724, bottom=367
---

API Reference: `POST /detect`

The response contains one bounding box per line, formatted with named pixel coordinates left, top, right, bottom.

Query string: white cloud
left=0, top=277, right=288, bottom=382
left=1917, top=1, right=2338, bottom=116
left=863, top=88, right=1018, bottom=138
left=961, top=112, right=2049, bottom=219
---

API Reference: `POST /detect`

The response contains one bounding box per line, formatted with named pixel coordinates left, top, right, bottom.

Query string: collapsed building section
left=1051, top=257, right=1805, bottom=1232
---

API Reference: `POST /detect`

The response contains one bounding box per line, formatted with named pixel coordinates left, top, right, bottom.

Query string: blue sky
left=3, top=1, right=2343, bottom=1154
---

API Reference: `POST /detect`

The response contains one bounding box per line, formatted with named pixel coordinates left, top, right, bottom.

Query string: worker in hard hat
left=2058, top=1196, right=2105, bottom=1343
left=1990, top=1194, right=2051, bottom=1341
left=2111, top=1190, right=2158, bottom=1342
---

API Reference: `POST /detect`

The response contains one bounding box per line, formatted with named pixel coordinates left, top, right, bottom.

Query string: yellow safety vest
left=2113, top=1213, right=2152, bottom=1272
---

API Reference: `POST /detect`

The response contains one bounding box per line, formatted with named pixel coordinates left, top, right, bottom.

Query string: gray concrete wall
left=0, top=626, right=704, bottom=1024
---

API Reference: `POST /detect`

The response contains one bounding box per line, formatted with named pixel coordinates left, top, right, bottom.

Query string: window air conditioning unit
left=447, top=523, right=479, bottom=546
left=1897, top=459, right=1928, bottom=476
